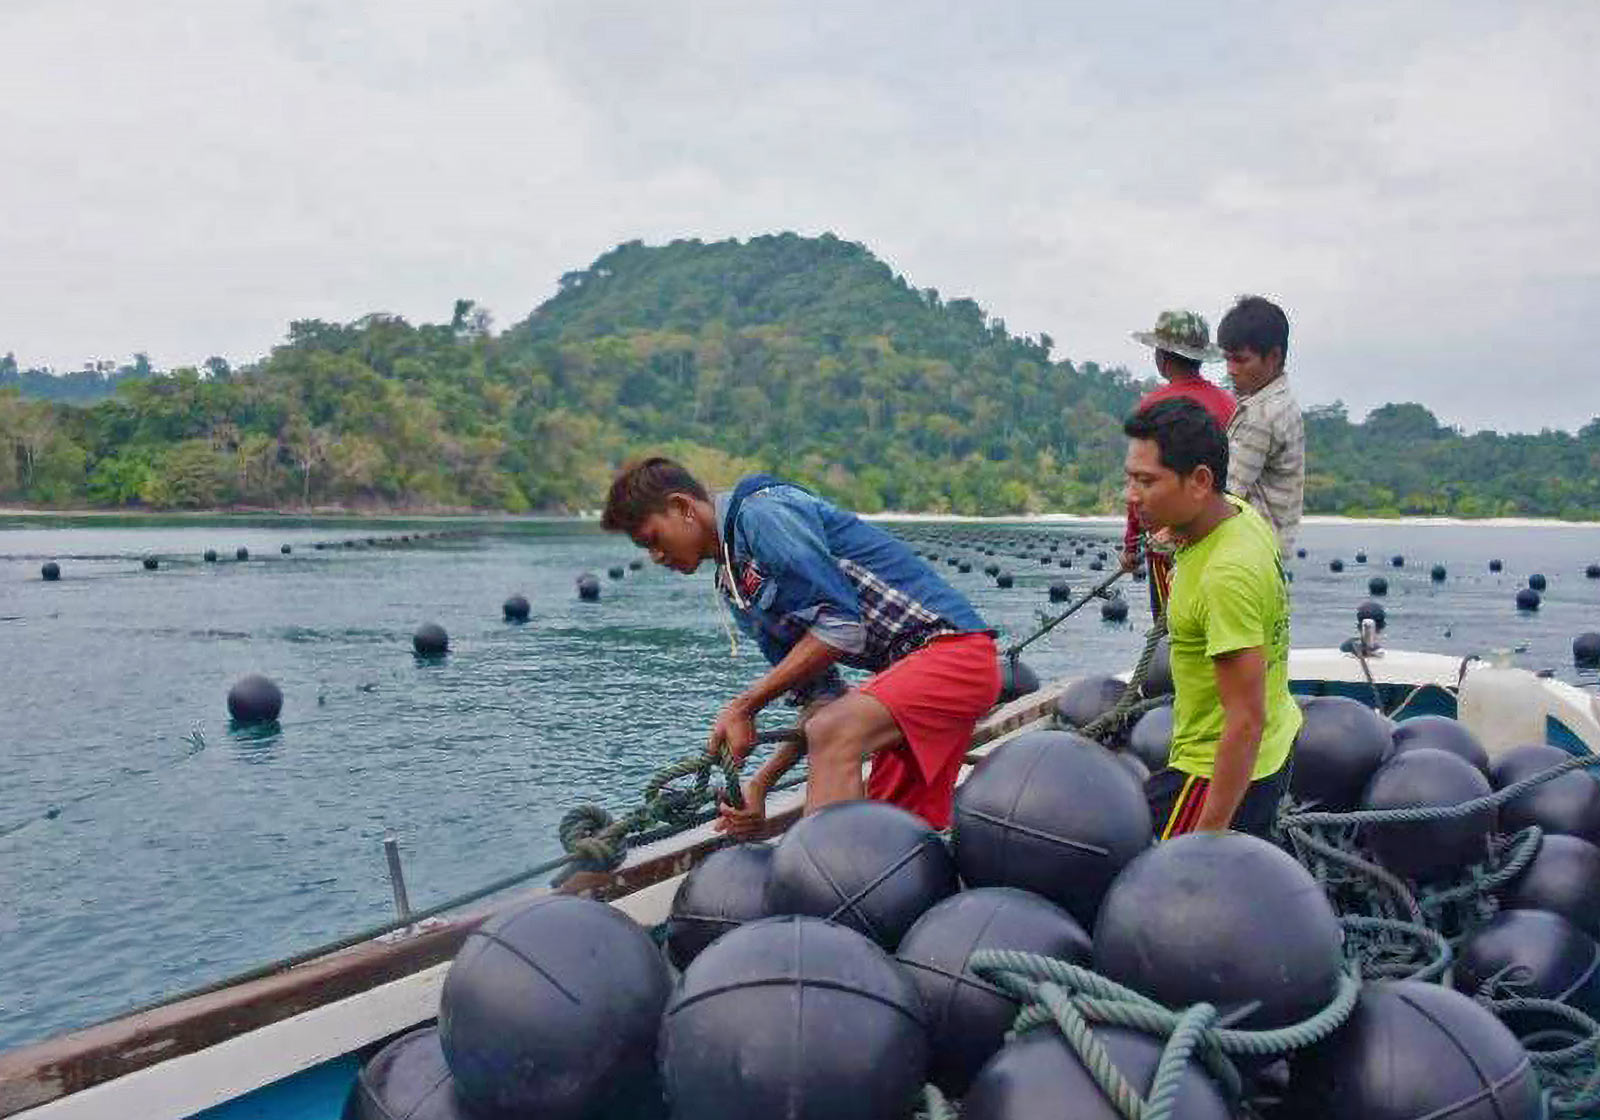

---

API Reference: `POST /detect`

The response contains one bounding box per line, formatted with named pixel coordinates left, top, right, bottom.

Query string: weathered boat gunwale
left=0, top=683, right=1066, bottom=1119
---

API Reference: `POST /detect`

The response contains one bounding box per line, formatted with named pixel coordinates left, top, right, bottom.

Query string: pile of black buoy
left=952, top=729, right=1149, bottom=926
left=665, top=842, right=773, bottom=968
left=1291, top=695, right=1393, bottom=810
left=767, top=800, right=958, bottom=948
left=434, top=896, right=671, bottom=1120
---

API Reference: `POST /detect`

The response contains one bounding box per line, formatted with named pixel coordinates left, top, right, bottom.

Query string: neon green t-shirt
left=1165, top=497, right=1300, bottom=779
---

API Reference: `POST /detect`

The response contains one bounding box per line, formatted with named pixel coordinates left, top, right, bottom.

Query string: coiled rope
left=553, top=728, right=804, bottom=882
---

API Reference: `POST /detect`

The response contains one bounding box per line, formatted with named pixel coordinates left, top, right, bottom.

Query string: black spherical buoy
left=1574, top=632, right=1600, bottom=667
left=40, top=561, right=61, bottom=581
left=1296, top=547, right=1308, bottom=559
left=1390, top=715, right=1489, bottom=775
left=227, top=674, right=283, bottom=724
left=896, top=888, right=1091, bottom=1095
left=666, top=843, right=773, bottom=970
left=1492, top=743, right=1573, bottom=789
left=1047, top=580, right=1070, bottom=603
left=235, top=547, right=249, bottom=561
left=1499, top=751, right=1600, bottom=842
left=1054, top=675, right=1128, bottom=732
left=1391, top=555, right=1404, bottom=568
left=1127, top=705, right=1173, bottom=773
left=766, top=800, right=958, bottom=949
left=346, top=1026, right=474, bottom=1120
left=1454, top=909, right=1600, bottom=1024
left=412, top=622, right=449, bottom=656
left=1504, top=835, right=1600, bottom=938
left=1367, top=576, right=1388, bottom=597
left=607, top=565, right=625, bottom=580
left=142, top=556, right=159, bottom=570
left=1491, top=558, right=1505, bottom=572
left=1529, top=573, right=1548, bottom=591
left=1100, top=595, right=1129, bottom=622
left=1286, top=980, right=1539, bottom=1120
left=1330, top=558, right=1344, bottom=573
left=1357, top=599, right=1387, bottom=632
left=1140, top=636, right=1173, bottom=699
left=576, top=573, right=601, bottom=601
left=1362, top=748, right=1495, bottom=882
left=1088, top=559, right=1105, bottom=571
left=502, top=594, right=531, bottom=622
left=1587, top=563, right=1600, bottom=580
left=952, top=730, right=1150, bottom=926
left=1093, top=832, right=1343, bottom=1031
left=204, top=549, right=218, bottom=562
left=280, top=544, right=291, bottom=555
left=1431, top=564, right=1447, bottom=582
left=1516, top=587, right=1541, bottom=611
left=995, top=571, right=1014, bottom=589
left=628, top=558, right=643, bottom=570
left=962, top=1024, right=1234, bottom=1120
left=662, top=916, right=927, bottom=1120
left=1356, top=551, right=1368, bottom=564
left=997, top=656, right=1040, bottom=702
left=983, top=562, right=1000, bottom=577
left=1291, top=696, right=1394, bottom=811
left=440, top=895, right=671, bottom=1120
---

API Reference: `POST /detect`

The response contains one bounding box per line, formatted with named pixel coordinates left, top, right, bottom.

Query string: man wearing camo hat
left=1119, top=310, right=1237, bottom=617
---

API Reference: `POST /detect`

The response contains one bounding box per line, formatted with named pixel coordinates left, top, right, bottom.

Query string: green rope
left=968, top=950, right=1361, bottom=1120
left=1071, top=611, right=1167, bottom=745
left=1006, top=568, right=1126, bottom=660
left=1279, top=754, right=1600, bottom=1119
left=555, top=729, right=802, bottom=881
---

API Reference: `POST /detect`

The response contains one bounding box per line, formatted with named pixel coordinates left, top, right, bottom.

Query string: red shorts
left=859, top=632, right=1001, bottom=828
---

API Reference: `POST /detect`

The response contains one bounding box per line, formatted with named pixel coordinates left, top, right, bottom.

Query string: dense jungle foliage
left=4, top=233, right=1598, bottom=518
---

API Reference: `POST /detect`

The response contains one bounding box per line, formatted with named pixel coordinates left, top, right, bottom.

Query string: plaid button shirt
left=1227, top=375, right=1304, bottom=553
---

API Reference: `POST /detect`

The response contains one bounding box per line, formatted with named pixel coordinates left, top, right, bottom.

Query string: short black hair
left=601, top=456, right=709, bottom=533
left=1217, top=295, right=1289, bottom=361
left=1123, top=398, right=1229, bottom=492
left=1156, top=349, right=1203, bottom=376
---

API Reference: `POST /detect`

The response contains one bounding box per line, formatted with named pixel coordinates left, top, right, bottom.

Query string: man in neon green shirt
left=1123, top=398, right=1300, bottom=837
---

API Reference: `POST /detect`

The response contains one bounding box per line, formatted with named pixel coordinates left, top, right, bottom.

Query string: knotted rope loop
left=967, top=949, right=1360, bottom=1120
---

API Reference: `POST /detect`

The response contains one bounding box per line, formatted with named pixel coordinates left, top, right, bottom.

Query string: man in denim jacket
left=602, top=457, right=1000, bottom=832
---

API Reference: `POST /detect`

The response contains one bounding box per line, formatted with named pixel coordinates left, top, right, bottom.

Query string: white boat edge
left=6, top=647, right=1599, bottom=1120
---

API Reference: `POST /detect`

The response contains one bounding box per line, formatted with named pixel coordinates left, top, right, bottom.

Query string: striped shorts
left=1145, top=762, right=1291, bottom=841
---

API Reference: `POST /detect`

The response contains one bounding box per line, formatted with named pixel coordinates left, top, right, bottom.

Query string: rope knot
left=557, top=804, right=626, bottom=872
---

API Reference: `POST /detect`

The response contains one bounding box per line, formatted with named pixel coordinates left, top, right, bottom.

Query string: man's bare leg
left=803, top=690, right=904, bottom=813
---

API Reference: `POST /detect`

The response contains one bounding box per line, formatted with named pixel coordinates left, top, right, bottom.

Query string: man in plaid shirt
left=1218, top=296, right=1304, bottom=554
left=602, top=458, right=999, bottom=833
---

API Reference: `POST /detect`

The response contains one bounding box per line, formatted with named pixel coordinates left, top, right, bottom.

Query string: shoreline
left=3, top=506, right=1600, bottom=530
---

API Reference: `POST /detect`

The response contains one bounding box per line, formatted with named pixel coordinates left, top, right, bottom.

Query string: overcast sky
left=3, top=1, right=1597, bottom=433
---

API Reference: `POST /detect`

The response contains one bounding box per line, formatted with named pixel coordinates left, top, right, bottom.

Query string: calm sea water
left=1, top=513, right=1598, bottom=1051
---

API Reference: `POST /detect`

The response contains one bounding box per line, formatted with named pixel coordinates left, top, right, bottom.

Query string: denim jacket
left=713, top=475, right=990, bottom=704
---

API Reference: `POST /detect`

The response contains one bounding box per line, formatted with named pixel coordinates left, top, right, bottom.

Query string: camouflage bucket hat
left=1131, top=309, right=1223, bottom=364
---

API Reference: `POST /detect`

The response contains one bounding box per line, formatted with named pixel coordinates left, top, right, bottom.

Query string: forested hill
left=2, top=233, right=1599, bottom=518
